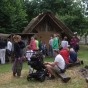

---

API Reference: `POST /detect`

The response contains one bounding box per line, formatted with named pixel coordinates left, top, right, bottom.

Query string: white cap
left=74, top=32, right=77, bottom=35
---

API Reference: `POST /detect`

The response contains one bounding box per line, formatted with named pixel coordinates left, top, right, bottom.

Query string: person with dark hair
left=70, top=34, right=79, bottom=52
left=42, top=41, right=48, bottom=57
left=29, top=37, right=37, bottom=51
left=59, top=47, right=69, bottom=64
left=44, top=49, right=65, bottom=79
left=49, top=36, right=53, bottom=57
left=6, top=37, right=12, bottom=63
left=35, top=37, right=39, bottom=50
left=52, top=34, right=59, bottom=50
left=26, top=45, right=33, bottom=74
left=69, top=47, right=77, bottom=63
left=61, top=36, right=68, bottom=49
left=0, top=38, right=7, bottom=64
left=39, top=40, right=43, bottom=51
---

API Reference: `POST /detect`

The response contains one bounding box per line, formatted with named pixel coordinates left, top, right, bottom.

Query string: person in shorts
left=44, top=49, right=66, bottom=79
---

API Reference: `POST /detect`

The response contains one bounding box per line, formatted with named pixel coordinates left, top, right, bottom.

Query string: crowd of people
left=44, top=33, right=80, bottom=79
left=0, top=37, right=12, bottom=64
left=0, top=33, right=80, bottom=78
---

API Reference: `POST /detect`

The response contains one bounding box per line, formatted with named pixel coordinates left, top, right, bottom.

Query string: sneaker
left=47, top=75, right=55, bottom=80
left=81, top=61, right=84, bottom=65
left=13, top=73, right=16, bottom=77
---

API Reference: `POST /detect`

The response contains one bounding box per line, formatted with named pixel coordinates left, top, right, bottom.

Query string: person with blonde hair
left=12, top=35, right=25, bottom=77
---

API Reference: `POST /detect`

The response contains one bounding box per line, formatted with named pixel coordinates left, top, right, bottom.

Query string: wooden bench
left=81, top=65, right=88, bottom=83
left=58, top=73, right=71, bottom=83
left=66, top=60, right=84, bottom=68
left=85, top=77, right=88, bottom=83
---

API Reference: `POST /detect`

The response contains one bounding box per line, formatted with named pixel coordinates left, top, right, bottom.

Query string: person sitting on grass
left=59, top=47, right=69, bottom=65
left=69, top=47, right=78, bottom=63
left=67, top=46, right=83, bottom=65
left=44, top=49, right=66, bottom=79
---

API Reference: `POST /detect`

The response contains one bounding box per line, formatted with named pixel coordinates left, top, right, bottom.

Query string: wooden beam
left=66, top=60, right=84, bottom=68
left=58, top=73, right=71, bottom=83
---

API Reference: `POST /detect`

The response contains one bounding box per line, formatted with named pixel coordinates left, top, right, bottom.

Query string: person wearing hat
left=70, top=34, right=79, bottom=52
left=12, top=35, right=25, bottom=77
left=44, top=49, right=66, bottom=79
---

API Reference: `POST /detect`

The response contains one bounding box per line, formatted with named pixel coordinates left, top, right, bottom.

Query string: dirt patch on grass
left=0, top=72, right=12, bottom=84
left=0, top=67, right=88, bottom=88
left=0, top=69, right=28, bottom=85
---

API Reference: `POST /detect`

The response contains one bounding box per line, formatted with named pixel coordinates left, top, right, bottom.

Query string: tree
left=0, top=0, right=27, bottom=33
left=0, top=0, right=87, bottom=34
left=24, top=0, right=59, bottom=21
left=24, top=0, right=86, bottom=34
left=55, top=0, right=85, bottom=33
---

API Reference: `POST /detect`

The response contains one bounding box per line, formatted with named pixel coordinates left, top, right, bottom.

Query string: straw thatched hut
left=22, top=12, right=73, bottom=47
left=0, top=33, right=11, bottom=39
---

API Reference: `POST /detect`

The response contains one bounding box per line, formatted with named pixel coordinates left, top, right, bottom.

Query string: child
left=26, top=45, right=33, bottom=74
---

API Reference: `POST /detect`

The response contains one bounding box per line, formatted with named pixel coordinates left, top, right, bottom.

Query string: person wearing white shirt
left=49, top=36, right=53, bottom=56
left=26, top=49, right=33, bottom=61
left=7, top=40, right=12, bottom=51
left=61, top=36, right=68, bottom=49
left=44, top=49, right=65, bottom=79
left=0, top=38, right=7, bottom=64
left=6, top=38, right=12, bottom=63
left=26, top=45, right=33, bottom=74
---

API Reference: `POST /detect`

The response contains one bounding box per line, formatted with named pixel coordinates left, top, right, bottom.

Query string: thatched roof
left=0, top=33, right=11, bottom=39
left=22, top=12, right=73, bottom=38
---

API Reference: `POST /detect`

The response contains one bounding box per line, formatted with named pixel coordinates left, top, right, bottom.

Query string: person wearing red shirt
left=59, top=47, right=69, bottom=64
left=29, top=37, right=37, bottom=51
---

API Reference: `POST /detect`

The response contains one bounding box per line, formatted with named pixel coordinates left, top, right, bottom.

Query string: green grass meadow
left=0, top=45, right=88, bottom=88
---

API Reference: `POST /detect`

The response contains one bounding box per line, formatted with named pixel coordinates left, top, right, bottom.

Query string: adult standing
left=70, top=33, right=79, bottom=52
left=48, top=36, right=53, bottom=57
left=61, top=36, right=68, bottom=49
left=6, top=37, right=12, bottom=63
left=52, top=34, right=59, bottom=57
left=52, top=34, right=59, bottom=50
left=0, top=38, right=7, bottom=64
left=29, top=37, right=37, bottom=51
left=42, top=41, right=48, bottom=57
left=35, top=37, right=39, bottom=50
left=12, top=35, right=25, bottom=77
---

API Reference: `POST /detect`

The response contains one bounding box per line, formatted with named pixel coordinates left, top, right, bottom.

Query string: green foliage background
left=0, top=0, right=88, bottom=34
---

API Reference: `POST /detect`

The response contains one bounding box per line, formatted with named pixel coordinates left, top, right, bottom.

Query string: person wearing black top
left=0, top=38, right=7, bottom=64
left=12, top=35, right=25, bottom=77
